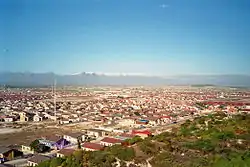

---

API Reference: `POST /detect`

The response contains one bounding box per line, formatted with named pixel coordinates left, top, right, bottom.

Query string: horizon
left=1, top=0, right=250, bottom=75
left=1, top=71, right=250, bottom=77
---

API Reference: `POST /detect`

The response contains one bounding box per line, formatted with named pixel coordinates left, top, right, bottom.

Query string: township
left=0, top=86, right=250, bottom=166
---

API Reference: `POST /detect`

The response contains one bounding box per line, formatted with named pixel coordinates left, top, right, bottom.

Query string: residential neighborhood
left=0, top=86, right=250, bottom=166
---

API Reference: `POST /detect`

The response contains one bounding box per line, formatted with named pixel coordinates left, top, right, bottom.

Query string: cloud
left=159, top=4, right=169, bottom=8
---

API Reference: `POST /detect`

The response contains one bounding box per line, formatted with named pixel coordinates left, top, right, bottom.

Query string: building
left=54, top=138, right=70, bottom=150
left=19, top=112, right=34, bottom=122
left=39, top=135, right=61, bottom=148
left=27, top=155, right=51, bottom=167
left=100, top=137, right=123, bottom=147
left=86, top=129, right=108, bottom=138
left=56, top=149, right=75, bottom=158
left=131, top=130, right=152, bottom=139
left=0, top=147, right=23, bottom=163
left=63, top=132, right=85, bottom=144
left=3, top=117, right=14, bottom=123
left=82, top=142, right=104, bottom=151
left=33, top=114, right=44, bottom=122
left=21, top=145, right=34, bottom=154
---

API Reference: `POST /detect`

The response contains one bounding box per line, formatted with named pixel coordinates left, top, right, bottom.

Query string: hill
left=1, top=72, right=250, bottom=87
left=36, top=112, right=250, bottom=167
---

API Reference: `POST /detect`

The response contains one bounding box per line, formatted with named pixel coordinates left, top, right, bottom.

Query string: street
left=4, top=159, right=27, bottom=167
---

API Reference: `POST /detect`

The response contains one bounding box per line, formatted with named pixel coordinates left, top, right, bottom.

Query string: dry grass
left=0, top=125, right=70, bottom=147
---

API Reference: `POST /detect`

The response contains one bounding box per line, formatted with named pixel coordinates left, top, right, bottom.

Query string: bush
left=138, top=140, right=159, bottom=155
left=125, top=136, right=143, bottom=145
left=185, top=140, right=215, bottom=152
left=107, top=145, right=135, bottom=161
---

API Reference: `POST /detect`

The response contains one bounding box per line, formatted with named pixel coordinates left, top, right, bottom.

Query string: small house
left=100, top=137, right=123, bottom=147
left=27, top=155, right=51, bottom=166
left=82, top=142, right=104, bottom=151
left=56, top=149, right=75, bottom=158
left=63, top=132, right=85, bottom=144
left=0, top=147, right=23, bottom=163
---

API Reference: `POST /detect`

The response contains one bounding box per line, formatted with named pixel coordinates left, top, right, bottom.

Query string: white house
left=33, top=114, right=43, bottom=122
left=63, top=133, right=85, bottom=144
left=4, top=117, right=14, bottom=122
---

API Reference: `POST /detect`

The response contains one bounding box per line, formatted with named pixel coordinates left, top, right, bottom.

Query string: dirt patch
left=0, top=126, right=70, bottom=147
left=0, top=128, right=22, bottom=134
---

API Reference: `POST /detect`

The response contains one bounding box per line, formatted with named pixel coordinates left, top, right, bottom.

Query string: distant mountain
left=0, top=72, right=250, bottom=87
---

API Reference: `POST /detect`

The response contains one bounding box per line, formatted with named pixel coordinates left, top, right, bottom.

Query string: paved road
left=4, top=159, right=27, bottom=167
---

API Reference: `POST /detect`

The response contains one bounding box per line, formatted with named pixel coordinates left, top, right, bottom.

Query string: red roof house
left=132, top=130, right=152, bottom=138
left=100, top=137, right=123, bottom=146
left=82, top=142, right=104, bottom=151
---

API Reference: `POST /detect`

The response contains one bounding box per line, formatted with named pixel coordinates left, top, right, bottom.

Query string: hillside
left=36, top=113, right=250, bottom=167
left=1, top=72, right=250, bottom=87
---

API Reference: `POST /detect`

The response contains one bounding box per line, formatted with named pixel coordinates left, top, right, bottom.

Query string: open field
left=0, top=128, right=22, bottom=134
left=0, top=123, right=72, bottom=147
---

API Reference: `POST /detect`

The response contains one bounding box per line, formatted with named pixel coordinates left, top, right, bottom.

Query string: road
left=4, top=159, right=27, bottom=167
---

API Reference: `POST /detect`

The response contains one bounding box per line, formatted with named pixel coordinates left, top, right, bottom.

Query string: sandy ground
left=0, top=128, right=22, bottom=134
left=0, top=125, right=71, bottom=147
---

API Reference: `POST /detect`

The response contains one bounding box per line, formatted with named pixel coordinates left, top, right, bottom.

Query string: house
left=147, top=117, right=161, bottom=126
left=59, top=118, right=70, bottom=125
left=54, top=138, right=70, bottom=150
left=118, top=133, right=137, bottom=140
left=21, top=145, right=34, bottom=154
left=118, top=118, right=136, bottom=126
left=63, top=132, right=85, bottom=144
left=39, top=135, right=61, bottom=148
left=0, top=147, right=23, bottom=163
left=33, top=114, right=44, bottom=122
left=100, top=137, right=123, bottom=147
left=161, top=116, right=172, bottom=123
left=132, top=130, right=152, bottom=139
left=86, top=129, right=108, bottom=138
left=19, top=112, right=35, bottom=122
left=27, top=155, right=51, bottom=166
left=135, top=119, right=149, bottom=125
left=82, top=142, right=104, bottom=151
left=56, top=149, right=75, bottom=158
left=3, top=117, right=14, bottom=123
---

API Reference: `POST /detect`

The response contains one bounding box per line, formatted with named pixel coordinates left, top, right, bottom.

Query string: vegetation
left=125, top=136, right=143, bottom=145
left=30, top=139, right=50, bottom=153
left=37, top=113, right=250, bottom=167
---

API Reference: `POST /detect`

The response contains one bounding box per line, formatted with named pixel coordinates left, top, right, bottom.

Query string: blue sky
left=1, top=0, right=250, bottom=75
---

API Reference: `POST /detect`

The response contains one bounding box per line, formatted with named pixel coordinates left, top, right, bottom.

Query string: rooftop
left=82, top=142, right=104, bottom=150
left=101, top=137, right=123, bottom=144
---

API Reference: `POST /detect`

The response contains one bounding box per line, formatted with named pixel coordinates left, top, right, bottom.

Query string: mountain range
left=0, top=72, right=250, bottom=87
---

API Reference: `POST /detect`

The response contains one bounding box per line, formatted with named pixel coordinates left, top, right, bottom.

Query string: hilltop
left=35, top=112, right=250, bottom=167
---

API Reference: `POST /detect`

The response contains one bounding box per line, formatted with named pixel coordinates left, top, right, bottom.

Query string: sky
left=1, top=0, right=250, bottom=76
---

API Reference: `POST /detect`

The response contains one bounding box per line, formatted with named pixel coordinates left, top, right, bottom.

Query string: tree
left=107, top=145, right=135, bottom=161
left=125, top=136, right=143, bottom=145
left=138, top=140, right=159, bottom=155
left=29, top=139, right=50, bottom=153
left=50, top=157, right=65, bottom=167
left=37, top=160, right=51, bottom=167
left=73, top=150, right=83, bottom=165
left=150, top=151, right=174, bottom=167
left=30, top=139, right=40, bottom=150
